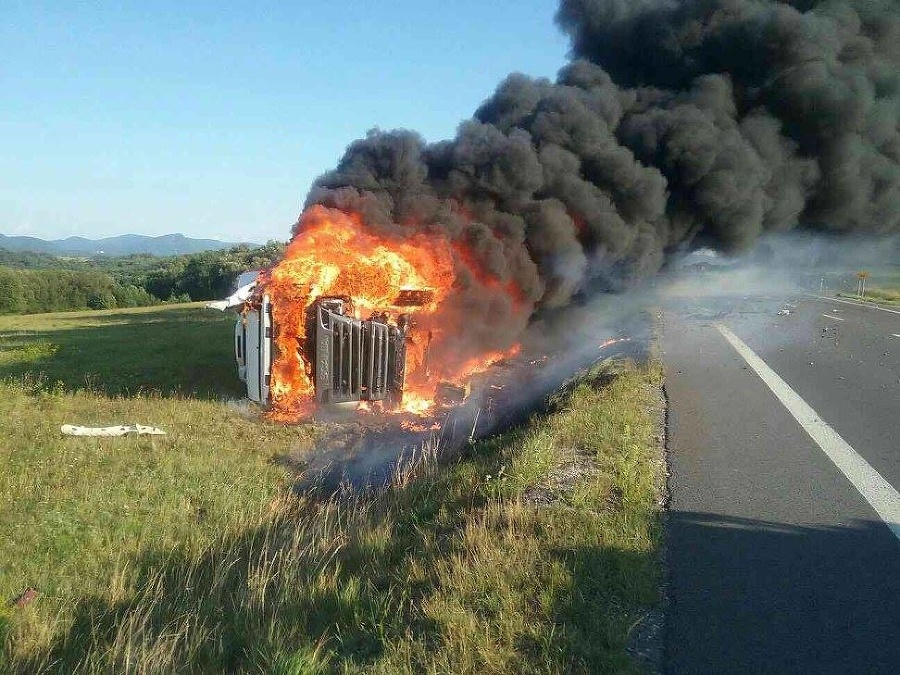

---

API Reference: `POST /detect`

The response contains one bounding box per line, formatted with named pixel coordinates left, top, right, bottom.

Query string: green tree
left=0, top=267, right=26, bottom=313
left=87, top=290, right=117, bottom=310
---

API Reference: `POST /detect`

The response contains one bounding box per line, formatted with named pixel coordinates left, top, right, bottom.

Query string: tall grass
left=4, top=359, right=665, bottom=674
left=0, top=305, right=316, bottom=668
left=1, top=305, right=666, bottom=673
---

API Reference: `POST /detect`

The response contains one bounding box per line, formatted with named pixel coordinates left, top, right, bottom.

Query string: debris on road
left=61, top=424, right=167, bottom=437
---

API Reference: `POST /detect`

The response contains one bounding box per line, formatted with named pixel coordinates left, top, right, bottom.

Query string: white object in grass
left=61, top=424, right=166, bottom=437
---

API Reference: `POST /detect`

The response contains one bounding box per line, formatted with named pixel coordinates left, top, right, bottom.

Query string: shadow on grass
left=544, top=543, right=660, bottom=673
left=7, top=456, right=659, bottom=675
left=8, top=480, right=454, bottom=673
left=17, top=504, right=900, bottom=674
left=0, top=307, right=242, bottom=399
left=24, top=521, right=410, bottom=672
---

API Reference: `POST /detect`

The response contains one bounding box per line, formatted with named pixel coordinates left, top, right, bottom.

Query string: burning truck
left=212, top=205, right=520, bottom=422
left=228, top=289, right=426, bottom=410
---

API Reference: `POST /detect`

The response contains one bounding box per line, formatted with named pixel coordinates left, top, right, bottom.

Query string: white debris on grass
left=61, top=424, right=167, bottom=437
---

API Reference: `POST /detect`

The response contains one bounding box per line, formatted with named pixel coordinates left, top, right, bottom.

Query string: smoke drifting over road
left=301, top=0, right=899, bottom=361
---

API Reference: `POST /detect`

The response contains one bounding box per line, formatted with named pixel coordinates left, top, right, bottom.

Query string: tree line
left=0, top=242, right=284, bottom=314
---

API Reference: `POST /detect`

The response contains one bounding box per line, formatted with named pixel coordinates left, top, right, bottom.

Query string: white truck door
left=260, top=294, right=272, bottom=403
left=244, top=294, right=272, bottom=404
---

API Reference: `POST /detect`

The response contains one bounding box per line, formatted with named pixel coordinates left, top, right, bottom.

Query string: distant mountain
left=0, top=233, right=249, bottom=257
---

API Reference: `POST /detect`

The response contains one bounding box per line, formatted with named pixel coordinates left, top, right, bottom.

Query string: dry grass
left=0, top=305, right=317, bottom=668
left=838, top=287, right=900, bottom=305
left=0, top=304, right=666, bottom=674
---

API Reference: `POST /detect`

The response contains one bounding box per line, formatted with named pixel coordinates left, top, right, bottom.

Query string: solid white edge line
left=821, top=314, right=844, bottom=321
left=716, top=323, right=900, bottom=543
left=813, top=294, right=900, bottom=316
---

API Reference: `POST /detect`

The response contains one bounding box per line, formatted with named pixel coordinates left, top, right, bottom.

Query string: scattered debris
left=61, top=424, right=166, bottom=437
left=821, top=325, right=840, bottom=346
left=777, top=308, right=792, bottom=316
left=12, top=587, right=38, bottom=609
left=435, top=382, right=469, bottom=406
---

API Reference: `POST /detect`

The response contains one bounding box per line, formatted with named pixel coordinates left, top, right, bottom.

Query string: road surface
left=662, top=294, right=900, bottom=674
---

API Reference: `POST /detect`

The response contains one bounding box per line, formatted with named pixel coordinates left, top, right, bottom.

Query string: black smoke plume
left=301, top=0, right=899, bottom=365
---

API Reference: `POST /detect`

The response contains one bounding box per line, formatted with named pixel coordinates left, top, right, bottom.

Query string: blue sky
left=1, top=1, right=569, bottom=243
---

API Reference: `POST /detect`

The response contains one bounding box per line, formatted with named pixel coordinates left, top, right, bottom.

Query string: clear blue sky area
left=1, top=1, right=569, bottom=243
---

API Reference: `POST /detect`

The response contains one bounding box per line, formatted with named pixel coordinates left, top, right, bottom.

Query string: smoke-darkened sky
left=306, top=0, right=899, bottom=362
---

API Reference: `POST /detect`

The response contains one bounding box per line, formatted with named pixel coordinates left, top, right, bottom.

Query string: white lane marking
left=822, top=314, right=844, bottom=321
left=814, top=295, right=900, bottom=316
left=716, top=323, right=900, bottom=543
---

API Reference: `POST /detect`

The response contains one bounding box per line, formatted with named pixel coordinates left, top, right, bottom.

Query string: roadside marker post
left=857, top=271, right=869, bottom=297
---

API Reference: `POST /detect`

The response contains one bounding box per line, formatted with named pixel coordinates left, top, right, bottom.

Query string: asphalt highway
left=662, top=294, right=900, bottom=674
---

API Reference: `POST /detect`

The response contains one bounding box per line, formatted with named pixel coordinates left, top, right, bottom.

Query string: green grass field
left=0, top=303, right=245, bottom=398
left=832, top=268, right=900, bottom=306
left=837, top=287, right=900, bottom=305
left=0, top=304, right=665, bottom=674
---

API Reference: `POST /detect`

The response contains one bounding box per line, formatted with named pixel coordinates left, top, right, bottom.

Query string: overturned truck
left=230, top=286, right=416, bottom=409
left=306, top=296, right=408, bottom=406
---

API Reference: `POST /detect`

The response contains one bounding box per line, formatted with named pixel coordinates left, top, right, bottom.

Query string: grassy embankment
left=1, top=304, right=665, bottom=674
left=836, top=269, right=900, bottom=306
left=837, top=287, right=900, bottom=305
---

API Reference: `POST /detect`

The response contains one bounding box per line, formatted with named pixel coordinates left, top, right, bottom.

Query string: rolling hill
left=0, top=233, right=248, bottom=257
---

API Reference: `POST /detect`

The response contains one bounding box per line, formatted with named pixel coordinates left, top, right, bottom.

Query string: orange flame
left=258, top=205, right=520, bottom=422
left=446, top=343, right=521, bottom=382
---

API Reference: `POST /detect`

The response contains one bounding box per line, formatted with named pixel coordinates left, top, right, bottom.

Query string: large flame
left=258, top=205, right=516, bottom=421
